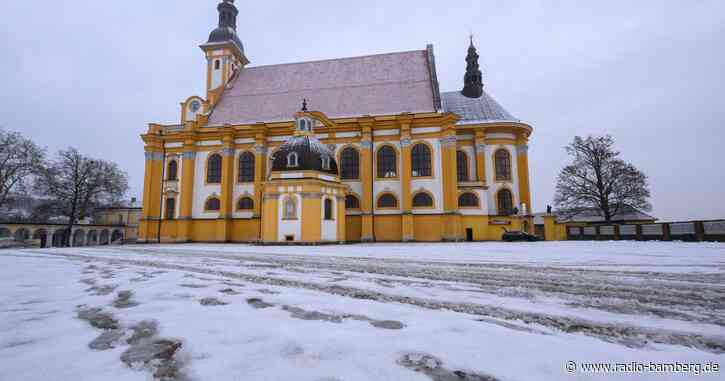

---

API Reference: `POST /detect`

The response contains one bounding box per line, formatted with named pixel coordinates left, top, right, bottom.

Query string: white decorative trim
left=316, top=134, right=329, bottom=139
left=144, top=152, right=164, bottom=161
left=456, top=134, right=474, bottom=140
left=235, top=138, right=255, bottom=144
left=254, top=144, right=267, bottom=155
left=486, top=133, right=516, bottom=140
left=439, top=136, right=457, bottom=147
left=412, top=127, right=441, bottom=134
left=182, top=151, right=196, bottom=160
left=196, top=140, right=223, bottom=146
left=267, top=136, right=290, bottom=142
left=400, top=137, right=412, bottom=147
left=164, top=142, right=183, bottom=148
left=221, top=147, right=235, bottom=156
left=360, top=141, right=373, bottom=149
left=373, top=129, right=399, bottom=137
left=336, top=132, right=360, bottom=138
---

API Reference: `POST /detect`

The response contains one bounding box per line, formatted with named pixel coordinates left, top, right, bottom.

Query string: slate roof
left=270, top=136, right=338, bottom=176
left=207, top=50, right=438, bottom=126
left=440, top=90, right=518, bottom=124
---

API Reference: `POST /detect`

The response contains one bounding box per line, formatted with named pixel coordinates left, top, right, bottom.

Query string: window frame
left=458, top=192, right=480, bottom=208
left=376, top=193, right=398, bottom=209
left=411, top=142, right=432, bottom=178
left=340, top=147, right=360, bottom=180
left=282, top=195, right=298, bottom=220
left=166, top=160, right=178, bottom=181
left=411, top=191, right=434, bottom=208
left=376, top=145, right=398, bottom=179
left=206, top=153, right=223, bottom=184
left=323, top=198, right=334, bottom=220
left=456, top=150, right=469, bottom=182
left=344, top=194, right=361, bottom=210
left=237, top=196, right=254, bottom=211
left=164, top=197, right=176, bottom=220
left=287, top=152, right=299, bottom=168
left=321, top=156, right=331, bottom=170
left=494, top=148, right=512, bottom=182
left=497, top=189, right=514, bottom=216
left=204, top=197, right=221, bottom=212
left=237, top=151, right=255, bottom=183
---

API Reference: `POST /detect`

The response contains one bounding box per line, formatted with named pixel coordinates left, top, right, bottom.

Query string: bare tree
left=34, top=148, right=128, bottom=246
left=554, top=135, right=651, bottom=222
left=0, top=129, right=45, bottom=210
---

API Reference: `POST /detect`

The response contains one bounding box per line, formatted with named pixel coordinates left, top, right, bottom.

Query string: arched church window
left=166, top=160, right=178, bottom=181
left=456, top=151, right=468, bottom=182
left=497, top=189, right=514, bottom=216
left=205, top=197, right=221, bottom=212
left=214, top=59, right=220, bottom=70
left=324, top=198, right=334, bottom=220
left=283, top=196, right=298, bottom=220
left=237, top=197, right=254, bottom=210
left=287, top=152, right=299, bottom=168
left=377, top=193, right=398, bottom=209
left=238, top=152, right=255, bottom=182
left=494, top=149, right=512, bottom=181
left=376, top=146, right=397, bottom=178
left=340, top=147, right=359, bottom=180
left=412, top=192, right=433, bottom=208
left=321, top=156, right=331, bottom=170
left=345, top=195, right=360, bottom=209
left=458, top=192, right=479, bottom=208
left=165, top=198, right=176, bottom=220
left=411, top=143, right=432, bottom=177
left=207, top=154, right=222, bottom=183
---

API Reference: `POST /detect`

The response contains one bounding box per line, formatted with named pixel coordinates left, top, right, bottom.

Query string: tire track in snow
left=33, top=250, right=725, bottom=354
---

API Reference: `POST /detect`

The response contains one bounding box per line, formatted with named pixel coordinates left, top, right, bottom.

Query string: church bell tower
left=461, top=36, right=483, bottom=98
left=200, top=0, right=250, bottom=106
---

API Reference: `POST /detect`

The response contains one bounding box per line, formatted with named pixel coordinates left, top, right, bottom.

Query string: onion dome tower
left=205, top=0, right=247, bottom=61
left=200, top=0, right=250, bottom=105
left=461, top=36, right=484, bottom=98
left=271, top=101, right=339, bottom=176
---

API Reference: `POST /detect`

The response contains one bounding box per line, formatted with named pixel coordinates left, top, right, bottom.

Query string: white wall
left=373, top=140, right=402, bottom=214
left=321, top=193, right=337, bottom=241
left=410, top=138, right=443, bottom=214
left=458, top=144, right=477, bottom=182
left=277, top=193, right=301, bottom=241
left=484, top=144, right=520, bottom=215
left=192, top=151, right=222, bottom=219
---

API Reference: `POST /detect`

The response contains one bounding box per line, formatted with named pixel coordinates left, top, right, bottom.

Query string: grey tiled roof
left=207, top=50, right=437, bottom=125
left=441, top=90, right=518, bottom=124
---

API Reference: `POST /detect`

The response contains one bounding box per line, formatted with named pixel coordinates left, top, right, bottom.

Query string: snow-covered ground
left=1, top=242, right=723, bottom=380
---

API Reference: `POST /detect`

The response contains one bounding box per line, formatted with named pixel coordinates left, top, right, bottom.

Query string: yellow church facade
left=139, top=0, right=535, bottom=244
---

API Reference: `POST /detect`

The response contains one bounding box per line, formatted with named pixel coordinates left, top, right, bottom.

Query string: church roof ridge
left=245, top=48, right=428, bottom=71
left=206, top=48, right=437, bottom=126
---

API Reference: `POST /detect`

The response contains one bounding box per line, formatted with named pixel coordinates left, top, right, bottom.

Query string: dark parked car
left=502, top=230, right=540, bottom=242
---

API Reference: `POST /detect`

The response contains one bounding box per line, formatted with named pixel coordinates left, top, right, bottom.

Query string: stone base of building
left=138, top=214, right=543, bottom=244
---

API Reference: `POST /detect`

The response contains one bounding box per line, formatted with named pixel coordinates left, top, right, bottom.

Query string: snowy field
left=1, top=242, right=724, bottom=381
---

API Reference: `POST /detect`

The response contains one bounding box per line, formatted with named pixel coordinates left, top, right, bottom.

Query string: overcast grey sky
left=1, top=0, right=723, bottom=221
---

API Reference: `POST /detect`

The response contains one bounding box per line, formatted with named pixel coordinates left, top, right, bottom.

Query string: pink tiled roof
left=206, top=49, right=438, bottom=125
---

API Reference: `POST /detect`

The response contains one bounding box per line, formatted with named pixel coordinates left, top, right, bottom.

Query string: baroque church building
left=139, top=0, right=534, bottom=244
